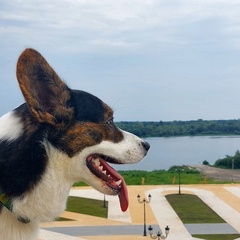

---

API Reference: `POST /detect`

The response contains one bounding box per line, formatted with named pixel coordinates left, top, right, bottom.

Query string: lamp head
left=148, top=194, right=152, bottom=202
left=148, top=225, right=153, bottom=234
left=137, top=194, right=140, bottom=202
left=165, top=225, right=170, bottom=236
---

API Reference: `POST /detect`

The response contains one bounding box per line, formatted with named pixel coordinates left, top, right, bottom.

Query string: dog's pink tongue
left=118, top=178, right=129, bottom=212
left=96, top=158, right=129, bottom=212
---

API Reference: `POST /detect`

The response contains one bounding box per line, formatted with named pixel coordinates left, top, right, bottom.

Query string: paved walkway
left=192, top=165, right=240, bottom=182
left=42, top=223, right=238, bottom=236
left=39, top=184, right=240, bottom=240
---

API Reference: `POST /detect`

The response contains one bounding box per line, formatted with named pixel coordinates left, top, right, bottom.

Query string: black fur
left=71, top=90, right=105, bottom=123
left=0, top=106, right=48, bottom=198
left=0, top=137, right=47, bottom=198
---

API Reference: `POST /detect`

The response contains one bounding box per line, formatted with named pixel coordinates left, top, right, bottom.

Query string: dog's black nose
left=142, top=141, right=150, bottom=152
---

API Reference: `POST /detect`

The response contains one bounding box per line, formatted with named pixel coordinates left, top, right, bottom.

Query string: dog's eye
left=107, top=118, right=114, bottom=125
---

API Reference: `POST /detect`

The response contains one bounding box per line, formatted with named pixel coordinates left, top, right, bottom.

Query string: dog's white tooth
left=115, top=180, right=122, bottom=186
left=102, top=170, right=107, bottom=175
left=93, top=158, right=100, bottom=166
left=99, top=166, right=103, bottom=171
left=108, top=175, right=111, bottom=178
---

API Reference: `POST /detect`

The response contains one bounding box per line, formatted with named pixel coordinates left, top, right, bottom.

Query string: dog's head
left=16, top=49, right=149, bottom=211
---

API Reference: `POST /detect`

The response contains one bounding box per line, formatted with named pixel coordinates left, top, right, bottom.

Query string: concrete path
left=42, top=225, right=161, bottom=236
left=192, top=165, right=240, bottom=181
left=42, top=223, right=238, bottom=236
left=39, top=184, right=240, bottom=240
left=185, top=223, right=238, bottom=234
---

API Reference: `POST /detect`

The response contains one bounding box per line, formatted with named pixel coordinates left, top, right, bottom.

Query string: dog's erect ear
left=16, top=48, right=74, bottom=128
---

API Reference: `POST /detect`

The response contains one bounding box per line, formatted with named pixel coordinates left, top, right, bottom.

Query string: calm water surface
left=115, top=136, right=240, bottom=171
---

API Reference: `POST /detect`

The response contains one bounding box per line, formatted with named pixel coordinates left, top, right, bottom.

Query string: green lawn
left=66, top=196, right=108, bottom=218
left=56, top=196, right=108, bottom=220
left=165, top=194, right=225, bottom=223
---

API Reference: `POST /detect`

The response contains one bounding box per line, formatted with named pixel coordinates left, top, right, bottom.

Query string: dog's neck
left=0, top=142, right=74, bottom=240
left=11, top=143, right=74, bottom=223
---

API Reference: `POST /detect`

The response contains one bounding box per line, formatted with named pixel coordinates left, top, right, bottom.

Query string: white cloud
left=1, top=0, right=240, bottom=120
left=3, top=0, right=240, bottom=53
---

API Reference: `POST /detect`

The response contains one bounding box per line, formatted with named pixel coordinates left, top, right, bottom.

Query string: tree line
left=214, top=150, right=240, bottom=169
left=116, top=119, right=240, bottom=137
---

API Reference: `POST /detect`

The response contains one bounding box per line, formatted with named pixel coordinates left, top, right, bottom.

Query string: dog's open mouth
left=86, top=154, right=128, bottom=212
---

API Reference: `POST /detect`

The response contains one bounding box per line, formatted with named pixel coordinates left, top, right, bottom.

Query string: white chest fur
left=0, top=143, right=73, bottom=240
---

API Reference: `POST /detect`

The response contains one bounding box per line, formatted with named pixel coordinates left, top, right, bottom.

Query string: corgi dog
left=0, top=49, right=150, bottom=240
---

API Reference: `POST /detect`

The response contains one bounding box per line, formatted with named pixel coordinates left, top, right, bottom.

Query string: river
left=114, top=136, right=240, bottom=171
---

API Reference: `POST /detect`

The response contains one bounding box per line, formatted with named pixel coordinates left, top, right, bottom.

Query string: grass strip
left=165, top=194, right=225, bottom=223
left=56, top=196, right=108, bottom=221
left=66, top=196, right=108, bottom=218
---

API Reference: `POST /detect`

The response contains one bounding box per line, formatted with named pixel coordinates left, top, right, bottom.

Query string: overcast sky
left=1, top=0, right=240, bottom=121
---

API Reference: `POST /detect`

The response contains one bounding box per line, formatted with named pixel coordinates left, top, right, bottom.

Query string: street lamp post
left=103, top=194, right=106, bottom=208
left=175, top=168, right=183, bottom=195
left=232, top=158, right=234, bottom=182
left=137, top=194, right=151, bottom=236
left=148, top=225, right=170, bottom=239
